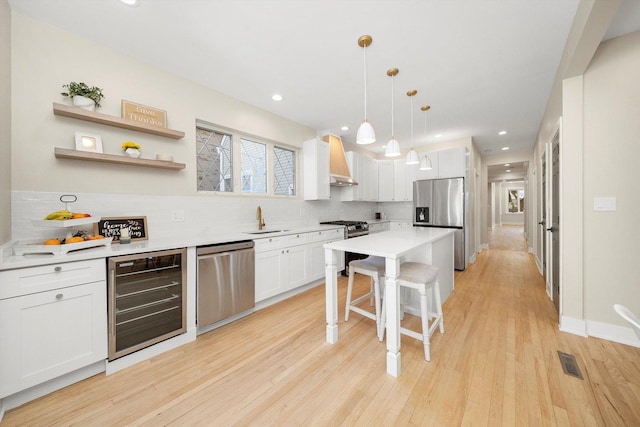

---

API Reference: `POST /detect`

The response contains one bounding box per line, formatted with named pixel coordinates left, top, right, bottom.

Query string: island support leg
left=385, top=257, right=401, bottom=377
left=324, top=248, right=339, bottom=344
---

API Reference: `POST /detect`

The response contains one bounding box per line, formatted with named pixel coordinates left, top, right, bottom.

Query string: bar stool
left=345, top=256, right=385, bottom=341
left=381, top=262, right=444, bottom=361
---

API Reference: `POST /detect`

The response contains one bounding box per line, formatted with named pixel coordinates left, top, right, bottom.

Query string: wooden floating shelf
left=54, top=147, right=186, bottom=170
left=52, top=103, right=185, bottom=139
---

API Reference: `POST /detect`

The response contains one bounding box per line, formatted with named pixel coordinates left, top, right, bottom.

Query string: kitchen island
left=323, top=227, right=455, bottom=377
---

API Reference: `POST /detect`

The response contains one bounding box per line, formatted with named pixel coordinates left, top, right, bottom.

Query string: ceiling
left=8, top=1, right=640, bottom=157
left=487, top=162, right=528, bottom=183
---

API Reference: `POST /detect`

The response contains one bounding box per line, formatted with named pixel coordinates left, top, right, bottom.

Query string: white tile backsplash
left=12, top=189, right=393, bottom=240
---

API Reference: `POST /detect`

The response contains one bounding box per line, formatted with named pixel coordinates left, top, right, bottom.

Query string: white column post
left=324, top=248, right=339, bottom=344
left=385, top=257, right=401, bottom=377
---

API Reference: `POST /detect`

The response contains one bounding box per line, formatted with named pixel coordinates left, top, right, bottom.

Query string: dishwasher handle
left=197, top=240, right=254, bottom=256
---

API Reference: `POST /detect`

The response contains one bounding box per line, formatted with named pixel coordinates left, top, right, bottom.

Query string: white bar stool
left=345, top=256, right=385, bottom=341
left=382, top=262, right=444, bottom=361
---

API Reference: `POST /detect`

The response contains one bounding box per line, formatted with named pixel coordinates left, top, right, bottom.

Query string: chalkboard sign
left=94, top=216, right=148, bottom=242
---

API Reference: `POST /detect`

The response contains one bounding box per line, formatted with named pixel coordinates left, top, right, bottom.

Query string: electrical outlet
left=172, top=209, right=185, bottom=221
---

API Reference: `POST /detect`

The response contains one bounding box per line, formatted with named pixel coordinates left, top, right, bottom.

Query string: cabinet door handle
left=56, top=293, right=63, bottom=299
left=54, top=266, right=62, bottom=272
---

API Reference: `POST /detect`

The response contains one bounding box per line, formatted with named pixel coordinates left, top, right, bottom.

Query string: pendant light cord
left=390, top=73, right=395, bottom=137
left=410, top=95, right=414, bottom=148
left=363, top=44, right=368, bottom=121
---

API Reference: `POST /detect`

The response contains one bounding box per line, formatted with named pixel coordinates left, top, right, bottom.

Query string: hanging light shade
left=356, top=35, right=375, bottom=145
left=406, top=89, right=419, bottom=165
left=384, top=68, right=401, bottom=157
left=419, top=105, right=433, bottom=170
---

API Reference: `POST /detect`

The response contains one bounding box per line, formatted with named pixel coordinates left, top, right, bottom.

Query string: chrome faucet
left=256, top=206, right=266, bottom=230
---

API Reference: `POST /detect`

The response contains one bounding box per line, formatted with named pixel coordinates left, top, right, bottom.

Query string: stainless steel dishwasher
left=197, top=240, right=255, bottom=330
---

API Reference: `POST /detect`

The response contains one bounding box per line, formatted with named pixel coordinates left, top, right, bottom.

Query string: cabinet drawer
left=0, top=259, right=105, bottom=299
left=282, top=232, right=308, bottom=246
left=308, top=228, right=344, bottom=243
left=253, top=236, right=284, bottom=252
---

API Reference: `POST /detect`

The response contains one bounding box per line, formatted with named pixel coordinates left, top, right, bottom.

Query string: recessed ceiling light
left=435, top=134, right=442, bottom=138
left=498, top=130, right=507, bottom=135
left=504, top=163, right=510, bottom=166
left=501, top=147, right=509, bottom=151
left=506, top=169, right=511, bottom=173
left=271, top=94, right=283, bottom=102
left=120, top=0, right=140, bottom=6
left=341, top=126, right=349, bottom=131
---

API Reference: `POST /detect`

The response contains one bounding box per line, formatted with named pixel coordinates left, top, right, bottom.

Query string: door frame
left=545, top=118, right=562, bottom=314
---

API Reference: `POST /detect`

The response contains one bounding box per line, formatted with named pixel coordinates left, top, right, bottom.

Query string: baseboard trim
left=559, top=316, right=588, bottom=337
left=587, top=319, right=640, bottom=348
left=535, top=255, right=543, bottom=276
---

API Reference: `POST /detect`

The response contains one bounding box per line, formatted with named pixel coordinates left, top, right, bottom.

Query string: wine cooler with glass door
left=108, top=248, right=186, bottom=360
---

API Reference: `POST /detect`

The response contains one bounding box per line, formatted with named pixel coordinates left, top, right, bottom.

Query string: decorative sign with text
left=121, top=100, right=167, bottom=128
left=94, top=216, right=148, bottom=242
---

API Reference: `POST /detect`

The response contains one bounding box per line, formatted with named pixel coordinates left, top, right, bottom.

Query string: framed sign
left=121, top=100, right=167, bottom=128
left=75, top=132, right=103, bottom=153
left=94, top=216, right=148, bottom=242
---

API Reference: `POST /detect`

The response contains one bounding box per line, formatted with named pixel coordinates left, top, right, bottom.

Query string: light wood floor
left=488, top=224, right=528, bottom=252
left=3, top=249, right=640, bottom=426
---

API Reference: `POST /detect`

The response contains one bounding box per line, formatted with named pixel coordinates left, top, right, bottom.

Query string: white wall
left=10, top=12, right=315, bottom=196
left=582, top=30, right=640, bottom=326
left=0, top=0, right=11, bottom=244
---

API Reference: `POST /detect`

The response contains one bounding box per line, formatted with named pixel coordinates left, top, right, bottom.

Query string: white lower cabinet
left=255, top=229, right=344, bottom=302
left=0, top=259, right=107, bottom=399
left=390, top=220, right=413, bottom=231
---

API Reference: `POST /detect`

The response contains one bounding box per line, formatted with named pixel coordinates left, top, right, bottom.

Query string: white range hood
left=322, top=133, right=358, bottom=187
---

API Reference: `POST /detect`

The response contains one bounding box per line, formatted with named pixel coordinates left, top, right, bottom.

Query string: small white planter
left=72, top=95, right=96, bottom=111
left=125, top=148, right=141, bottom=158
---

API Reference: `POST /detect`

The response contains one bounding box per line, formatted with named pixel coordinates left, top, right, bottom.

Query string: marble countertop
left=324, top=228, right=454, bottom=259
left=0, top=224, right=344, bottom=271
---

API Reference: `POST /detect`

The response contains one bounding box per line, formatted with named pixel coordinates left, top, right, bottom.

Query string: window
left=273, top=146, right=295, bottom=195
left=196, top=123, right=296, bottom=197
left=506, top=188, right=525, bottom=213
left=240, top=139, right=267, bottom=194
left=196, top=127, right=232, bottom=192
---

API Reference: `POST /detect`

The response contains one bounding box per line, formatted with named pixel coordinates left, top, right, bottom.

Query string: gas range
left=320, top=220, right=369, bottom=239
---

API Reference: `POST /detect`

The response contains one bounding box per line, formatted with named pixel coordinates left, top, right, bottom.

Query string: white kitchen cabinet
left=303, top=138, right=330, bottom=200
left=0, top=259, right=107, bottom=399
left=390, top=220, right=413, bottom=231
left=368, top=222, right=390, bottom=234
left=393, top=159, right=417, bottom=202
left=255, top=237, right=307, bottom=301
left=255, top=248, right=285, bottom=301
left=255, top=229, right=345, bottom=301
left=416, top=152, right=439, bottom=180
left=437, top=147, right=466, bottom=178
left=378, top=160, right=395, bottom=202
left=341, top=152, right=379, bottom=202
left=416, top=147, right=466, bottom=180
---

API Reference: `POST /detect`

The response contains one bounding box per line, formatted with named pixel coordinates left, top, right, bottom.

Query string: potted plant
left=61, top=82, right=105, bottom=111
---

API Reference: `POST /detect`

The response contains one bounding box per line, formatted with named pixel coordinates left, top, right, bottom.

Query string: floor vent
left=558, top=351, right=584, bottom=380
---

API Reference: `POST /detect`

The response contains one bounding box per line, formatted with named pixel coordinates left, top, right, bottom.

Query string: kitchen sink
left=246, top=229, right=290, bottom=234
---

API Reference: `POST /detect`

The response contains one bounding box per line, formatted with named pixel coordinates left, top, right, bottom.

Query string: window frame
left=196, top=120, right=299, bottom=198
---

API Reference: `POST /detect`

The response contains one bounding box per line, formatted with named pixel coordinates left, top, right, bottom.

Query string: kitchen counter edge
left=0, top=224, right=345, bottom=271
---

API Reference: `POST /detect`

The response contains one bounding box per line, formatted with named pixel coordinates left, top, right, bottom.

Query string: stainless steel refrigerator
left=413, top=178, right=466, bottom=270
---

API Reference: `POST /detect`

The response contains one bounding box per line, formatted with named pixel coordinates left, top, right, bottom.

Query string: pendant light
left=406, top=89, right=419, bottom=165
left=356, top=35, right=375, bottom=145
left=384, top=68, right=400, bottom=157
left=419, top=105, right=433, bottom=170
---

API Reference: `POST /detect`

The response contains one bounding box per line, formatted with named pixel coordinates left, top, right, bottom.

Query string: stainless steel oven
left=320, top=221, right=369, bottom=276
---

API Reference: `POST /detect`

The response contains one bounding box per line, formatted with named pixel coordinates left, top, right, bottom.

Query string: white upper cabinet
left=417, top=147, right=466, bottom=180
left=341, top=151, right=379, bottom=202
left=377, top=160, right=395, bottom=202
left=303, top=138, right=330, bottom=200
left=393, top=159, right=417, bottom=202
left=437, top=147, right=467, bottom=178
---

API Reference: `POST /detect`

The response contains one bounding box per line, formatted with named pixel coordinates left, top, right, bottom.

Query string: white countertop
left=0, top=225, right=344, bottom=271
left=324, top=228, right=454, bottom=259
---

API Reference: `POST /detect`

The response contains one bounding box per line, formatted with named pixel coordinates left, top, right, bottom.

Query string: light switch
left=593, top=197, right=616, bottom=211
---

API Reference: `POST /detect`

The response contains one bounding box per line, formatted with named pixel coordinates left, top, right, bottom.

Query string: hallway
left=488, top=224, right=528, bottom=252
